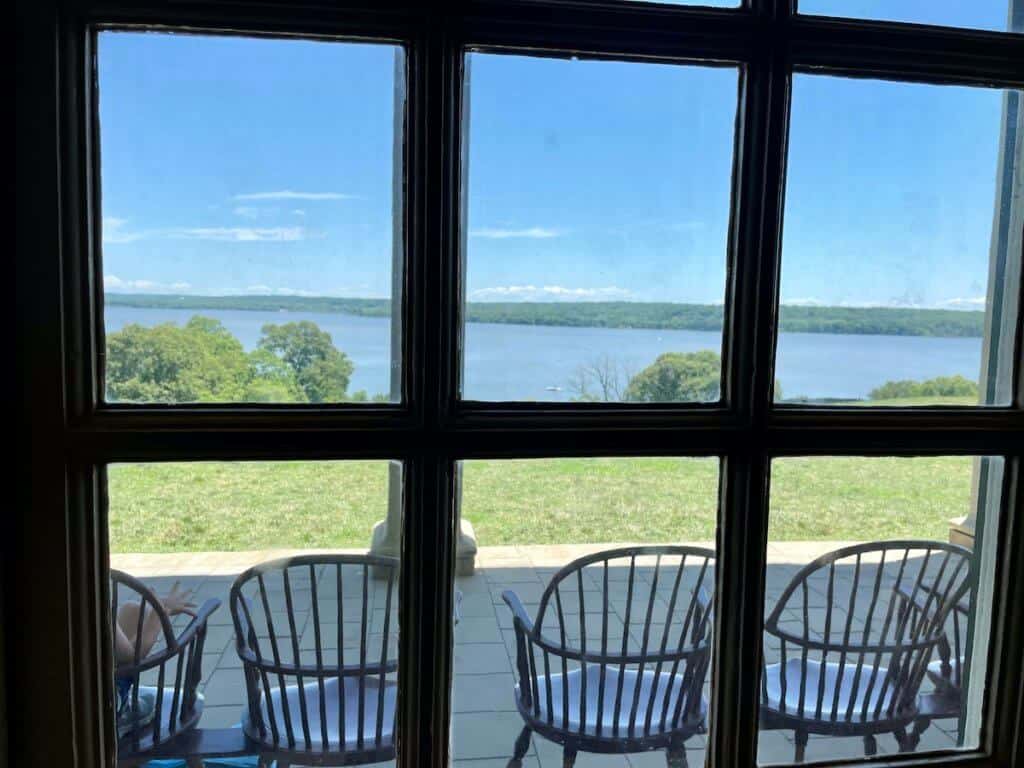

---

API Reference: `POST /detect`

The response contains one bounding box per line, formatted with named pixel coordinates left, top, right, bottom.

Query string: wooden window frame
left=13, top=1, right=1024, bottom=767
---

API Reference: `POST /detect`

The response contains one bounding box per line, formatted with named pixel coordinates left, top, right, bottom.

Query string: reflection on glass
left=452, top=458, right=719, bottom=766
left=775, top=76, right=1022, bottom=406
left=107, top=461, right=402, bottom=765
left=757, top=457, right=1003, bottom=763
left=797, top=0, right=1022, bottom=33
left=462, top=53, right=738, bottom=403
left=99, top=33, right=404, bottom=404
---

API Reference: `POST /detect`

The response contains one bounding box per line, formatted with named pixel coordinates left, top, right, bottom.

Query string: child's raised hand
left=162, top=581, right=198, bottom=617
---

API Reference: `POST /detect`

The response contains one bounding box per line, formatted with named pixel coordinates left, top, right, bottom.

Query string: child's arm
left=115, top=582, right=196, bottom=664
left=116, top=601, right=164, bottom=663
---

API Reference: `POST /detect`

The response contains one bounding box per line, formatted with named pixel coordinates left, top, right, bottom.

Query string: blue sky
left=99, top=17, right=1014, bottom=310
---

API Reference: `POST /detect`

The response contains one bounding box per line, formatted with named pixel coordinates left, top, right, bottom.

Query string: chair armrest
left=502, top=590, right=535, bottom=634
left=692, top=587, right=713, bottom=644
left=175, top=598, right=221, bottom=648
left=502, top=590, right=536, bottom=708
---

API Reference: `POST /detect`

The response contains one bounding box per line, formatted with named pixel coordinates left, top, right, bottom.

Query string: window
left=453, top=458, right=719, bottom=763
left=98, top=33, right=405, bottom=405
left=462, top=54, right=737, bottom=403
left=775, top=76, right=1021, bottom=406
left=758, top=457, right=1006, bottom=763
left=15, top=2, right=1024, bottom=768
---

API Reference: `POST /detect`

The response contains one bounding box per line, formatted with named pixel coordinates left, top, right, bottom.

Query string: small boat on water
left=545, top=385, right=562, bottom=392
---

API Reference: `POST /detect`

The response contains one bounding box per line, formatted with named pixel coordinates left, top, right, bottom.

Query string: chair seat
left=763, top=659, right=896, bottom=721
left=117, top=686, right=205, bottom=753
left=518, top=664, right=706, bottom=738
left=243, top=676, right=397, bottom=753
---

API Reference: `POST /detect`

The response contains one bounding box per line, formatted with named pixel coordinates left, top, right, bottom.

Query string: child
left=114, top=581, right=196, bottom=738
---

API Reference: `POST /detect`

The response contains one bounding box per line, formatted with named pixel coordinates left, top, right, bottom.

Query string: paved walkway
left=112, top=543, right=963, bottom=767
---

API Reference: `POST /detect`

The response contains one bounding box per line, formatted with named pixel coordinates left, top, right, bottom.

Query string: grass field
left=107, top=455, right=976, bottom=553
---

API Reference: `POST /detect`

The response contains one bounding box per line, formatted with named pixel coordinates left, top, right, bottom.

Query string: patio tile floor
left=111, top=543, right=962, bottom=767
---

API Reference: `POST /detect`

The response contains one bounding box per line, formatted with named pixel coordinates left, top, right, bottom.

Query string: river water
left=105, top=306, right=984, bottom=402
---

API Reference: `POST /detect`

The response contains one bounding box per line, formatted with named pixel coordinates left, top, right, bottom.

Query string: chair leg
left=563, top=746, right=578, bottom=768
left=667, top=743, right=689, bottom=768
left=907, top=716, right=931, bottom=751
left=864, top=734, right=878, bottom=757
left=894, top=726, right=917, bottom=753
left=794, top=728, right=809, bottom=763
left=507, top=726, right=532, bottom=768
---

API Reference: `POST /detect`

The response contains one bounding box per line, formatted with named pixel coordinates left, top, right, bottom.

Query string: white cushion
left=520, top=664, right=705, bottom=737
left=118, top=686, right=205, bottom=750
left=243, top=676, right=396, bottom=752
left=762, top=659, right=894, bottom=721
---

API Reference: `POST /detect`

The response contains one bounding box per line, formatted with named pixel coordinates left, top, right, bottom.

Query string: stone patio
left=111, top=543, right=966, bottom=767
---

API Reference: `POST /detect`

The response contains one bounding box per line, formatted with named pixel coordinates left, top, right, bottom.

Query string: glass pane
left=776, top=76, right=1023, bottom=406
left=450, top=458, right=720, bottom=766
left=758, top=456, right=1004, bottom=763
left=99, top=33, right=404, bottom=404
left=797, top=0, right=1023, bottom=33
left=462, top=53, right=738, bottom=403
left=107, top=460, right=402, bottom=765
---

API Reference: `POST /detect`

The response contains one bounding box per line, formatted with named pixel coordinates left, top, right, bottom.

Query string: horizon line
left=104, top=291, right=988, bottom=312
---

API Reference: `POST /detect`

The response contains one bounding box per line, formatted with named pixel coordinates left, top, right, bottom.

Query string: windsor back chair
left=760, top=541, right=972, bottom=762
left=229, top=554, right=400, bottom=767
left=111, top=570, right=221, bottom=767
left=502, top=545, right=716, bottom=768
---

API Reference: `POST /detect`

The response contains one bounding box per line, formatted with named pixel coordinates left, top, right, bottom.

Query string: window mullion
left=713, top=12, right=790, bottom=768
left=398, top=15, right=460, bottom=768
left=714, top=452, right=772, bottom=768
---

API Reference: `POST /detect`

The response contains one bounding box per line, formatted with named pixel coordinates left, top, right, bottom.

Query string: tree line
left=106, top=315, right=977, bottom=406
left=106, top=316, right=384, bottom=403
left=107, top=293, right=986, bottom=338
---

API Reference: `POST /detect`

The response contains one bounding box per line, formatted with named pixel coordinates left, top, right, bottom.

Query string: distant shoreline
left=106, top=293, right=986, bottom=338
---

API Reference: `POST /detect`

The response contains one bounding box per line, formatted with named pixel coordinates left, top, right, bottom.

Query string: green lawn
left=848, top=395, right=978, bottom=407
left=108, top=455, right=975, bottom=553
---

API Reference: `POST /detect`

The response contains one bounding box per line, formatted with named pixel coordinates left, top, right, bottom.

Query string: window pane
left=107, top=460, right=402, bottom=765
left=99, top=33, right=404, bottom=404
left=450, top=458, right=719, bottom=766
left=797, top=0, right=1022, bottom=33
left=758, top=456, right=1004, bottom=763
left=776, top=76, right=1022, bottom=406
left=462, top=54, right=738, bottom=403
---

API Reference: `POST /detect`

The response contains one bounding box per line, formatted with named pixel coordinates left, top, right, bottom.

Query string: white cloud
left=233, top=190, right=359, bottom=201
left=470, top=227, right=562, bottom=240
left=103, top=217, right=310, bottom=243
left=170, top=227, right=307, bottom=242
left=103, top=217, right=145, bottom=244
left=105, top=275, right=192, bottom=293
left=469, top=285, right=633, bottom=302
left=232, top=206, right=262, bottom=219
left=291, top=209, right=306, bottom=217
left=245, top=285, right=317, bottom=297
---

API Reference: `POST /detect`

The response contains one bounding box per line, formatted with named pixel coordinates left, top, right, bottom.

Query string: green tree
left=244, top=348, right=307, bottom=403
left=624, top=350, right=721, bottom=402
left=106, top=316, right=252, bottom=403
left=258, top=321, right=354, bottom=403
left=869, top=375, right=978, bottom=400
